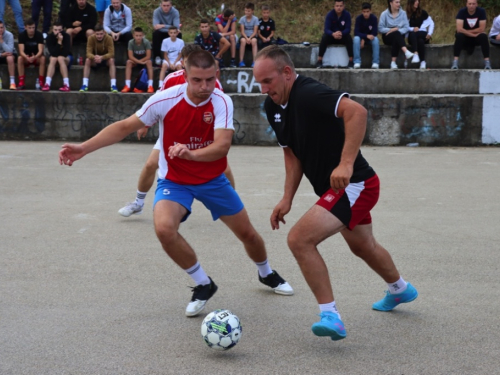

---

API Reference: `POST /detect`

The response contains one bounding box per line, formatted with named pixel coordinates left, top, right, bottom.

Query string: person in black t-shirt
left=253, top=45, right=418, bottom=341
left=65, top=0, right=97, bottom=45
left=257, top=5, right=275, bottom=50
left=42, top=22, right=72, bottom=91
left=17, top=18, right=46, bottom=90
left=452, top=0, right=490, bottom=69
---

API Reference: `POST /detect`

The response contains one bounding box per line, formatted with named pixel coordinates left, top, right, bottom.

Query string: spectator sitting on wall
left=42, top=22, right=72, bottom=92
left=353, top=2, right=379, bottom=69
left=152, top=0, right=181, bottom=65
left=489, top=14, right=500, bottom=46
left=215, top=8, right=238, bottom=68
left=17, top=18, right=46, bottom=90
left=0, top=20, right=17, bottom=89
left=103, top=0, right=133, bottom=44
left=406, top=0, right=434, bottom=69
left=66, top=0, right=98, bottom=45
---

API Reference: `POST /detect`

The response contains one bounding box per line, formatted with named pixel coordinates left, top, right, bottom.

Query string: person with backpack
left=121, top=27, right=154, bottom=93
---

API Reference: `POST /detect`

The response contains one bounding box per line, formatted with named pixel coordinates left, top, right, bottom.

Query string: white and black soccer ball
left=201, top=309, right=242, bottom=350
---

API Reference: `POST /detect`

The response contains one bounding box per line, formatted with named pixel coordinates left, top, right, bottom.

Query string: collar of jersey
left=183, top=91, right=211, bottom=107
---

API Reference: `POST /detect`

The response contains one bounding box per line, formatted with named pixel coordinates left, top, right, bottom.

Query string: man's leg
left=9, top=0, right=24, bottom=33
left=107, top=58, right=117, bottom=91
left=239, top=38, right=247, bottom=64
left=370, top=37, right=380, bottom=66
left=31, top=0, right=42, bottom=30
left=453, top=32, right=465, bottom=68
left=80, top=57, right=92, bottom=90
left=251, top=37, right=258, bottom=63
left=353, top=36, right=361, bottom=65
left=42, top=0, right=52, bottom=34
left=7, top=55, right=16, bottom=89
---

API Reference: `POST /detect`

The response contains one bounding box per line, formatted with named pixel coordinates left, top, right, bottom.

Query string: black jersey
left=265, top=75, right=375, bottom=197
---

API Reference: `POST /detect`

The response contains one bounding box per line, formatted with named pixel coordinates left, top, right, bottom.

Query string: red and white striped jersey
left=161, top=69, right=223, bottom=91
left=136, top=83, right=234, bottom=185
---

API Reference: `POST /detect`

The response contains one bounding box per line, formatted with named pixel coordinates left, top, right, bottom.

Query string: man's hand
left=94, top=55, right=102, bottom=63
left=360, top=39, right=365, bottom=48
left=333, top=31, right=342, bottom=39
left=112, top=32, right=120, bottom=41
left=367, top=34, right=374, bottom=41
left=59, top=143, right=86, bottom=166
left=413, top=27, right=419, bottom=32
left=270, top=198, right=292, bottom=230
left=57, top=33, right=64, bottom=42
left=73, top=21, right=82, bottom=27
left=426, top=34, right=432, bottom=40
left=330, top=163, right=353, bottom=193
left=137, top=127, right=148, bottom=140
left=168, top=143, right=194, bottom=160
left=154, top=24, right=165, bottom=30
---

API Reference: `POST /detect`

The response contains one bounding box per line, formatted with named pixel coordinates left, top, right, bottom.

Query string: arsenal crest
left=203, top=112, right=214, bottom=124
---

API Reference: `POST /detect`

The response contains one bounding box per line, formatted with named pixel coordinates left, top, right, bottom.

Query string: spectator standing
left=95, top=0, right=111, bottom=25
left=315, top=0, right=354, bottom=69
left=66, top=0, right=97, bottom=45
left=257, top=4, right=275, bottom=50
left=0, top=20, right=16, bottom=89
left=79, top=24, right=117, bottom=92
left=58, top=0, right=76, bottom=25
left=122, top=27, right=154, bottom=93
left=353, top=2, right=379, bottom=69
left=215, top=8, right=238, bottom=67
left=238, top=2, right=259, bottom=67
left=31, top=0, right=53, bottom=38
left=158, top=26, right=184, bottom=84
left=406, top=0, right=434, bottom=69
left=152, top=0, right=181, bottom=65
left=103, top=0, right=133, bottom=44
left=194, top=18, right=230, bottom=70
left=17, top=18, right=46, bottom=90
left=379, top=0, right=414, bottom=69
left=489, top=14, right=500, bottom=46
left=0, top=0, right=25, bottom=34
left=42, top=22, right=72, bottom=91
left=452, top=0, right=490, bottom=69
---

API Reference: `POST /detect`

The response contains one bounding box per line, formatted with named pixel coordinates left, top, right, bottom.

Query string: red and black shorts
left=316, top=174, right=380, bottom=230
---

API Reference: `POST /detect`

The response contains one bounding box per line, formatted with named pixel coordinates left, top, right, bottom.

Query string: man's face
left=261, top=9, right=270, bottom=19
left=254, top=57, right=289, bottom=106
left=362, top=9, right=371, bottom=19
left=77, top=0, right=86, bottom=9
left=95, top=30, right=105, bottom=41
left=52, top=25, right=63, bottom=35
left=112, top=0, right=121, bottom=11
left=200, top=23, right=210, bottom=35
left=184, top=65, right=217, bottom=103
left=133, top=31, right=144, bottom=43
left=244, top=8, right=253, bottom=17
left=168, top=28, right=178, bottom=38
left=467, top=0, right=477, bottom=13
left=334, top=1, right=344, bottom=14
left=161, top=1, right=172, bottom=13
left=26, top=24, right=36, bottom=36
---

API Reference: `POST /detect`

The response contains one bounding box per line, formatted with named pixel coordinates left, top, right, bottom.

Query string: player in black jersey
left=253, top=45, right=418, bottom=341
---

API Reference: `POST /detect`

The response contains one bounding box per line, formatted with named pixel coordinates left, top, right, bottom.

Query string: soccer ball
left=201, top=309, right=242, bottom=350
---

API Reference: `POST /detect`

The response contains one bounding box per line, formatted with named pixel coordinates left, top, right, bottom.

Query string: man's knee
left=108, top=58, right=115, bottom=66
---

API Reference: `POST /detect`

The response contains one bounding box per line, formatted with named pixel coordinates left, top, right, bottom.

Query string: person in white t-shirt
left=159, top=26, right=185, bottom=85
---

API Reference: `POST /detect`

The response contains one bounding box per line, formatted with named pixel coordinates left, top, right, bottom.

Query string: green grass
left=5, top=0, right=500, bottom=43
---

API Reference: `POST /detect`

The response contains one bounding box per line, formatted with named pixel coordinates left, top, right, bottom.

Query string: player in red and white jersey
left=59, top=50, right=293, bottom=318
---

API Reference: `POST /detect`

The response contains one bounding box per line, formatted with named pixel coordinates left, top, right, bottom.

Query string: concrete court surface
left=1, top=141, right=499, bottom=375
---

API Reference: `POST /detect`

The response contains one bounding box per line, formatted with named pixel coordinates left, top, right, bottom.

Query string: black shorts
left=0, top=55, right=17, bottom=64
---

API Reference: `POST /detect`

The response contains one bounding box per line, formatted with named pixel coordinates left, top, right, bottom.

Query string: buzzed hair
left=184, top=50, right=216, bottom=71
left=181, top=44, right=202, bottom=59
left=25, top=18, right=36, bottom=26
left=261, top=4, right=270, bottom=11
left=256, top=45, right=295, bottom=72
left=168, top=25, right=177, bottom=31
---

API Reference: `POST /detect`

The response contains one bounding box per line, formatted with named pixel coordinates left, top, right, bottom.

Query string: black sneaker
left=229, top=59, right=237, bottom=68
left=258, top=270, right=294, bottom=295
left=216, top=58, right=225, bottom=69
left=348, top=61, right=354, bottom=69
left=315, top=60, right=323, bottom=69
left=185, top=277, right=218, bottom=317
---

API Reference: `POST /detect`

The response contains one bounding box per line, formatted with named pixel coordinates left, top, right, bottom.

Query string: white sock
left=158, top=81, right=162, bottom=89
left=319, top=301, right=340, bottom=319
left=255, top=259, right=273, bottom=278
left=125, top=80, right=131, bottom=87
left=185, top=262, right=210, bottom=286
left=111, top=79, right=116, bottom=86
left=135, top=190, right=147, bottom=206
left=387, top=276, right=408, bottom=294
left=10, top=76, right=15, bottom=84
left=45, top=77, right=52, bottom=86
left=63, top=77, right=69, bottom=86
left=148, top=80, right=153, bottom=87
left=83, top=78, right=89, bottom=85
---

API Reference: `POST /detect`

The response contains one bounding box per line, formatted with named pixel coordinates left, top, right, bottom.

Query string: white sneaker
left=353, top=63, right=361, bottom=69
left=390, top=61, right=398, bottom=69
left=420, top=61, right=426, bottom=69
left=118, top=202, right=143, bottom=217
left=405, top=50, right=414, bottom=60
left=155, top=56, right=162, bottom=66
left=43, top=32, right=47, bottom=39
left=185, top=278, right=218, bottom=317
left=258, top=270, right=294, bottom=296
left=411, top=54, right=420, bottom=64
left=371, top=63, right=379, bottom=69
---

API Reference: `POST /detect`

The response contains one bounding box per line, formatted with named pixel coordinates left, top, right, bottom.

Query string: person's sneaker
left=372, top=282, right=418, bottom=311
left=121, top=85, right=130, bottom=93
left=315, top=60, right=323, bottom=68
left=59, top=84, right=70, bottom=92
left=111, top=85, right=118, bottom=93
left=451, top=60, right=459, bottom=69
left=420, top=61, right=427, bottom=69
left=390, top=61, right=398, bottom=69
left=251, top=62, right=254, bottom=68
left=185, top=277, right=218, bottom=317
left=347, top=61, right=354, bottom=69
left=258, top=270, right=294, bottom=295
left=404, top=50, right=414, bottom=60
left=41, top=83, right=50, bottom=91
left=238, top=61, right=246, bottom=67
left=43, top=32, right=47, bottom=39
left=484, top=60, right=491, bottom=70
left=133, top=87, right=144, bottom=93
left=371, top=63, right=379, bottom=69
left=411, top=54, right=420, bottom=64
left=229, top=58, right=236, bottom=68
left=79, top=84, right=88, bottom=92
left=155, top=56, right=162, bottom=66
left=17, top=84, right=25, bottom=90
left=9, top=83, right=16, bottom=90
left=311, top=312, right=347, bottom=341
left=147, top=86, right=154, bottom=93
left=353, top=62, right=361, bottom=69
left=118, top=202, right=144, bottom=217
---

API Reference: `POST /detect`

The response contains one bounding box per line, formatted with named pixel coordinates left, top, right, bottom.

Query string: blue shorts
left=95, top=0, right=111, bottom=11
left=153, top=174, right=244, bottom=222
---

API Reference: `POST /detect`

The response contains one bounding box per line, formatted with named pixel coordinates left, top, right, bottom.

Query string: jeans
left=0, top=0, right=25, bottom=33
left=32, top=0, right=53, bottom=34
left=353, top=36, right=380, bottom=64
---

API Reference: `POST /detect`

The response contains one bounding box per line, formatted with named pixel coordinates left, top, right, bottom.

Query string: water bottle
left=35, top=80, right=40, bottom=90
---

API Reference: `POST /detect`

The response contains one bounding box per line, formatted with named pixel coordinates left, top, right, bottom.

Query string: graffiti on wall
left=226, top=71, right=261, bottom=93
left=0, top=93, right=46, bottom=135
